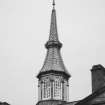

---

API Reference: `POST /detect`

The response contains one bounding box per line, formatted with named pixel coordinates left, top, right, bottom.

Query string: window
left=42, top=78, right=51, bottom=100
left=53, top=77, right=62, bottom=99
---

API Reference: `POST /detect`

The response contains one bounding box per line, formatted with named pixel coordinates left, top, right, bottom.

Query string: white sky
left=0, top=0, right=105, bottom=105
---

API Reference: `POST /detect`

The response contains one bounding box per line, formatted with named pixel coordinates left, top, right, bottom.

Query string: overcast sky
left=0, top=0, right=105, bottom=105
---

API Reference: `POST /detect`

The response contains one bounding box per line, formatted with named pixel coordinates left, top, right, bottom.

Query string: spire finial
left=52, top=0, right=55, bottom=9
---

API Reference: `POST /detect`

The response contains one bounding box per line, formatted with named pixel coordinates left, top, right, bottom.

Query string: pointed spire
left=37, top=0, right=71, bottom=79
left=45, top=0, right=62, bottom=49
left=49, top=0, right=58, bottom=42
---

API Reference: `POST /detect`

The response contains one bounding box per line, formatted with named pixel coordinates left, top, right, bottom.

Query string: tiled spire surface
left=49, top=4, right=58, bottom=41
left=37, top=1, right=70, bottom=78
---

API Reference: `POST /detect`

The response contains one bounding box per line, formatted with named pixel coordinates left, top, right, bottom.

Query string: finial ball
left=52, top=0, right=55, bottom=6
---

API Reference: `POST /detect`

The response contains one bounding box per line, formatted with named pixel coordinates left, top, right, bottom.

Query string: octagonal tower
left=36, top=1, right=71, bottom=105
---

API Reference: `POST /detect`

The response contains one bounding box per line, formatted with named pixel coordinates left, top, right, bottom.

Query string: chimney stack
left=91, top=64, right=105, bottom=93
